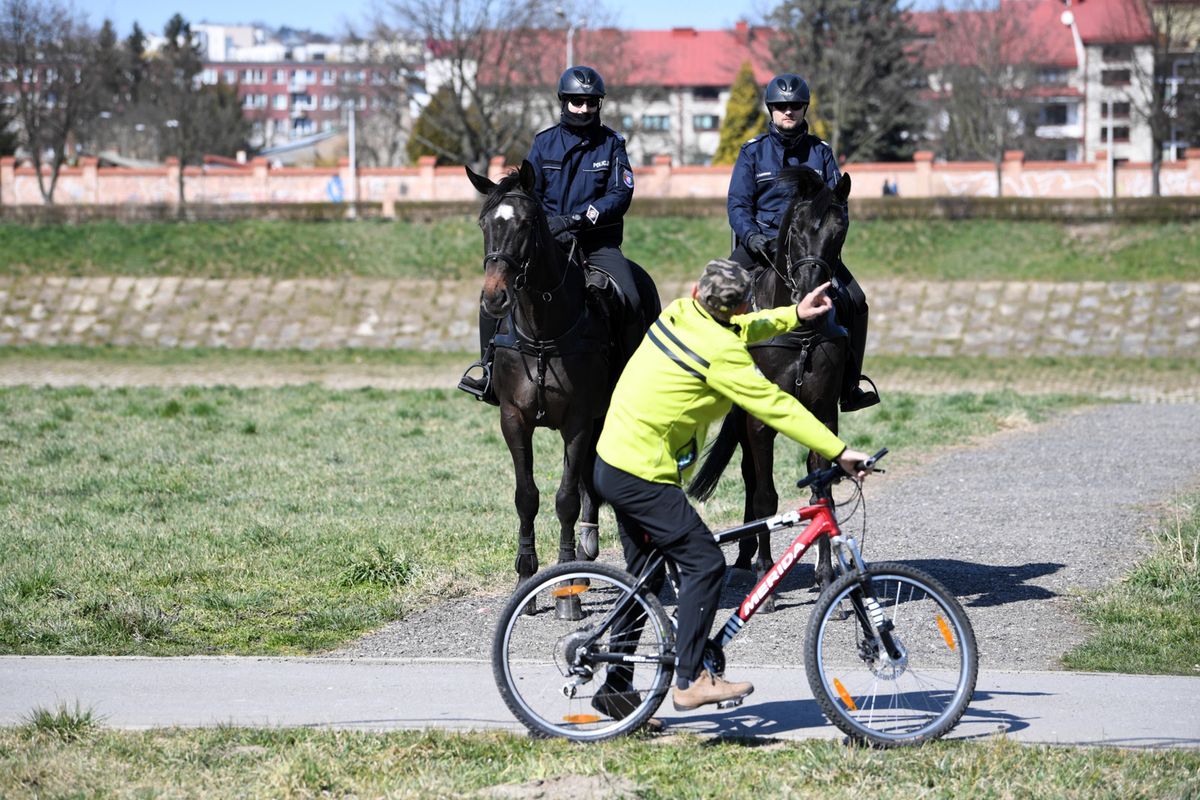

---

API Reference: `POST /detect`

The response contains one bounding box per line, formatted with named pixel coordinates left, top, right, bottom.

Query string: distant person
left=459, top=65, right=641, bottom=404
left=726, top=73, right=878, bottom=413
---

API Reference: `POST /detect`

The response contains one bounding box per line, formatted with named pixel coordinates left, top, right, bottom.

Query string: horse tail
left=686, top=408, right=744, bottom=501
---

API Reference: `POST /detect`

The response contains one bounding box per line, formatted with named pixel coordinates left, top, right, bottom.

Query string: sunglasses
left=770, top=102, right=807, bottom=113
left=565, top=96, right=601, bottom=108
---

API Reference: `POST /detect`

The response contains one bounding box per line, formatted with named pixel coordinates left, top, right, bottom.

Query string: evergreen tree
left=769, top=0, right=924, bottom=162
left=712, top=61, right=766, bottom=165
left=406, top=85, right=465, bottom=165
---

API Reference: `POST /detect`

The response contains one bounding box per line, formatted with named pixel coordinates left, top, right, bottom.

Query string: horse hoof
left=759, top=594, right=777, bottom=614
left=520, top=596, right=537, bottom=616
left=576, top=529, right=600, bottom=561
left=555, top=595, right=583, bottom=621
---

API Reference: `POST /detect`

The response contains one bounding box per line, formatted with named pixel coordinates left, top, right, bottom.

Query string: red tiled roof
left=615, top=26, right=776, bottom=87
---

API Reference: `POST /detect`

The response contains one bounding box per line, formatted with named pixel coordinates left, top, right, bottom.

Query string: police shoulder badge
left=623, top=168, right=634, bottom=189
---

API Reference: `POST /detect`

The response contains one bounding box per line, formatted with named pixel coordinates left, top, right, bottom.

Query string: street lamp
left=554, top=7, right=582, bottom=69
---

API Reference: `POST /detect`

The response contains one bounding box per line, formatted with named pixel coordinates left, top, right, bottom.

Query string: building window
left=1100, top=101, right=1131, bottom=118
left=273, top=94, right=287, bottom=110
left=1038, top=104, right=1068, bottom=126
left=322, top=69, right=336, bottom=85
left=274, top=69, right=287, bottom=84
left=642, top=114, right=670, bottom=131
left=200, top=68, right=218, bottom=85
left=1101, top=69, right=1131, bottom=86
left=243, top=69, right=265, bottom=84
left=1102, top=44, right=1132, bottom=62
left=621, top=114, right=635, bottom=129
left=693, top=86, right=719, bottom=100
left=693, top=113, right=720, bottom=131
left=1100, top=126, right=1131, bottom=143
left=224, top=69, right=237, bottom=84
left=322, top=95, right=340, bottom=110
left=1038, top=67, right=1069, bottom=85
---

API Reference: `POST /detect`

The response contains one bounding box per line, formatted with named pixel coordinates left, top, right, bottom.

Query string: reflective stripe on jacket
left=727, top=122, right=842, bottom=245
left=596, top=297, right=847, bottom=486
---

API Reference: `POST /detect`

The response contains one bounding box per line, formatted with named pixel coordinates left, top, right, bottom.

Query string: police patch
left=623, top=169, right=634, bottom=188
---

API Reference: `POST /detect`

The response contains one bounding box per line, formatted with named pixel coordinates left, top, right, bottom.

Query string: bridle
left=772, top=198, right=845, bottom=302
left=480, top=191, right=569, bottom=301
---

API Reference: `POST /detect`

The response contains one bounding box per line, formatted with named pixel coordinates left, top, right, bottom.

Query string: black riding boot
left=836, top=262, right=880, bottom=413
left=457, top=311, right=499, bottom=406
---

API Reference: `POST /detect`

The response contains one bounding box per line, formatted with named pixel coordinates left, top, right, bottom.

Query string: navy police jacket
left=528, top=120, right=634, bottom=249
left=727, top=122, right=842, bottom=244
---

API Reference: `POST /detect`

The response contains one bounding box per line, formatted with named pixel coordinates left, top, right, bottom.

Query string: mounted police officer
left=460, top=65, right=641, bottom=404
left=727, top=73, right=879, bottom=413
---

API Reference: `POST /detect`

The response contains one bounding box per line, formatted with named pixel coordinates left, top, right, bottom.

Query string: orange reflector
left=562, top=714, right=601, bottom=724
left=936, top=614, right=957, bottom=651
left=833, top=678, right=857, bottom=711
left=551, top=584, right=589, bottom=598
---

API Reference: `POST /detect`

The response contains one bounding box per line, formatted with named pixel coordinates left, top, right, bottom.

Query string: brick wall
left=4, top=149, right=1200, bottom=207
left=2, top=276, right=1196, bottom=358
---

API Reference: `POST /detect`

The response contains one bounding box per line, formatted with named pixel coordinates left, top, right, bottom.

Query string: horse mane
left=479, top=170, right=532, bottom=217
left=778, top=167, right=834, bottom=231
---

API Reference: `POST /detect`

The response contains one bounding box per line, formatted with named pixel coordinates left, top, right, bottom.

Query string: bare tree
left=769, top=0, right=926, bottom=163
left=146, top=14, right=250, bottom=206
left=338, top=30, right=418, bottom=167
left=0, top=0, right=102, bottom=203
left=1110, top=0, right=1200, bottom=195
left=924, top=0, right=1049, bottom=195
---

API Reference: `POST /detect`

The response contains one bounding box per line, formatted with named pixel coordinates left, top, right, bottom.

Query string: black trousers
left=593, top=457, right=726, bottom=687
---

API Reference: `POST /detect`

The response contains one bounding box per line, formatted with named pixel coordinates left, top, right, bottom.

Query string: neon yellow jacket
left=597, top=297, right=847, bottom=486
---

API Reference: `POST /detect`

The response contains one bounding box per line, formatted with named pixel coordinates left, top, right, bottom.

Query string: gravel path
left=330, top=403, right=1200, bottom=670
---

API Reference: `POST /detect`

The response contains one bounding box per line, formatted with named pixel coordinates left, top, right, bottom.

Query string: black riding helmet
left=765, top=73, right=810, bottom=110
left=557, top=66, right=605, bottom=127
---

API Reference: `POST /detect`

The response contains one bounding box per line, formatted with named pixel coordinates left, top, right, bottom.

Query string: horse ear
left=465, top=165, right=496, bottom=196
left=835, top=172, right=851, bottom=203
left=518, top=160, right=536, bottom=193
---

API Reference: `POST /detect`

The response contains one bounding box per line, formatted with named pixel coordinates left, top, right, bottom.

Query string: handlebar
left=796, top=447, right=888, bottom=492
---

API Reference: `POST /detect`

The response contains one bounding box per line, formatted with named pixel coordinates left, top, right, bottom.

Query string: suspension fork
left=834, top=535, right=904, bottom=662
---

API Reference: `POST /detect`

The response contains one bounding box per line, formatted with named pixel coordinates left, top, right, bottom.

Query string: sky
left=78, top=0, right=769, bottom=39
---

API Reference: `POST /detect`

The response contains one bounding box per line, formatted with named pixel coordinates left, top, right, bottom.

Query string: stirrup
left=841, top=374, right=880, bottom=413
left=457, top=361, right=497, bottom=405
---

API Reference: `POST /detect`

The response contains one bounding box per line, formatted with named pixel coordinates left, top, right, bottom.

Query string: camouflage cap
left=697, top=259, right=752, bottom=314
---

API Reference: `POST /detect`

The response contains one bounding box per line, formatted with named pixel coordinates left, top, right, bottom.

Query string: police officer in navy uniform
left=727, top=73, right=879, bottom=413
left=460, top=65, right=641, bottom=404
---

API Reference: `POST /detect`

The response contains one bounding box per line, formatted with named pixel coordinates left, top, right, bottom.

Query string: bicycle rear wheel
left=492, top=561, right=674, bottom=741
left=805, top=562, right=977, bottom=746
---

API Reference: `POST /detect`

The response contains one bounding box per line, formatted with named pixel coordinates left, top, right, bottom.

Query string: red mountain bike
left=492, top=449, right=978, bottom=746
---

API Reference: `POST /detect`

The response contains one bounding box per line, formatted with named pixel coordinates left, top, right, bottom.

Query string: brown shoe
left=671, top=670, right=754, bottom=711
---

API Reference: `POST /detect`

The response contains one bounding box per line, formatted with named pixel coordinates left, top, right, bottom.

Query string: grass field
left=1, top=218, right=1198, bottom=281
left=3, top=723, right=1199, bottom=799
left=1064, top=492, right=1200, bottom=675
left=0, top=384, right=1082, bottom=656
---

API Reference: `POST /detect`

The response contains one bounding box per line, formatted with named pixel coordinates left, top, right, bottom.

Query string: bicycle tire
left=492, top=561, right=675, bottom=741
left=804, top=562, right=978, bottom=746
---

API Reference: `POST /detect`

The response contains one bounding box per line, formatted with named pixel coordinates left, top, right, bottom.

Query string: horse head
left=775, top=167, right=852, bottom=303
left=466, top=160, right=550, bottom=319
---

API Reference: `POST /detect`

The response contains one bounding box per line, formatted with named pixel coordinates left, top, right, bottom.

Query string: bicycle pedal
left=716, top=697, right=745, bottom=710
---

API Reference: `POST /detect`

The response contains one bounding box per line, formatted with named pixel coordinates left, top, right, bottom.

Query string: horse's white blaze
left=494, top=204, right=515, bottom=221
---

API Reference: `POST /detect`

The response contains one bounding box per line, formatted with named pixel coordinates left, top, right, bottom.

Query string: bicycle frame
left=581, top=494, right=867, bottom=671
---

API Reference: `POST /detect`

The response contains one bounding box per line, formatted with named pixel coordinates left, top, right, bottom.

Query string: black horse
left=689, top=167, right=852, bottom=612
left=466, top=160, right=657, bottom=615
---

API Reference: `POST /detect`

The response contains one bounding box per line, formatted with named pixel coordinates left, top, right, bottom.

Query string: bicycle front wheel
left=492, top=561, right=675, bottom=741
left=805, top=562, right=978, bottom=746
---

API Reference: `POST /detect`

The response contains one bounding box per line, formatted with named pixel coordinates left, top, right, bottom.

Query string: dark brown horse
left=689, top=168, right=852, bottom=612
left=466, top=161, right=656, bottom=616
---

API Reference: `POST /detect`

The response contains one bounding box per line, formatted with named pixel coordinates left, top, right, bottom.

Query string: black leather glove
left=744, top=232, right=772, bottom=261
left=547, top=214, right=581, bottom=237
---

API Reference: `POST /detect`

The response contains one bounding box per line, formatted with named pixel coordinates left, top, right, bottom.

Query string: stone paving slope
left=331, top=403, right=1200, bottom=672
left=2, top=276, right=1198, bottom=357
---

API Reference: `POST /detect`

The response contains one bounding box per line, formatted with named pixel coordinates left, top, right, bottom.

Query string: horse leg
left=805, top=341, right=845, bottom=595
left=575, top=424, right=602, bottom=562
left=500, top=409, right=539, bottom=613
left=746, top=416, right=781, bottom=613
left=551, top=420, right=593, bottom=620
left=733, top=430, right=758, bottom=572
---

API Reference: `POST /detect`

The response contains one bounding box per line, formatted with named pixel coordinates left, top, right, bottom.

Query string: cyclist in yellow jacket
left=592, top=258, right=872, bottom=716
